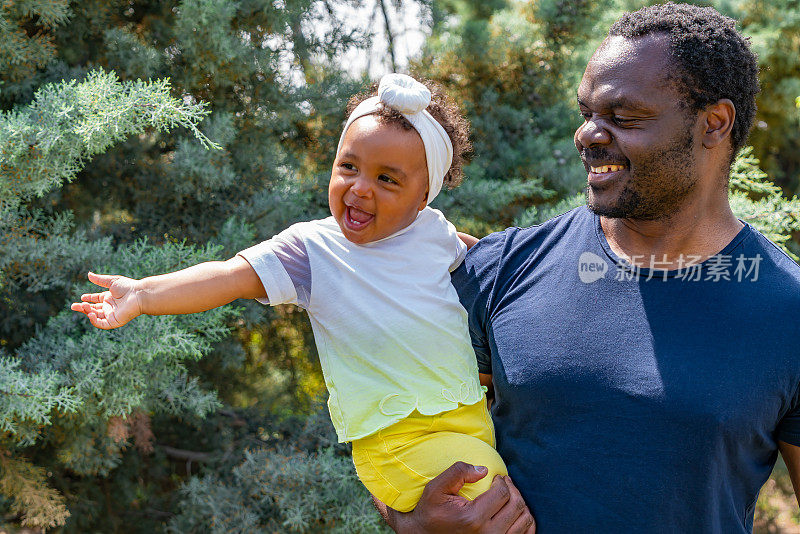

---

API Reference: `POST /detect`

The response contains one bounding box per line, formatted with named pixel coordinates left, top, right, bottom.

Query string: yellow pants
left=351, top=397, right=508, bottom=512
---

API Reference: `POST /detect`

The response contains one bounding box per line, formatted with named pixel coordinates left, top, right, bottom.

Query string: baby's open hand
left=71, top=272, right=143, bottom=329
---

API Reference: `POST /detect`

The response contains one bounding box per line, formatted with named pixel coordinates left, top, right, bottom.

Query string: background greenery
left=1, top=0, right=799, bottom=532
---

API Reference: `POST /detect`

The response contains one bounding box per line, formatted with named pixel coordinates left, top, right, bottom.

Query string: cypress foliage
left=732, top=0, right=800, bottom=192
left=1, top=65, right=222, bottom=529
left=1, top=1, right=371, bottom=531
left=2, top=1, right=799, bottom=532
left=729, top=147, right=800, bottom=258
left=418, top=0, right=613, bottom=233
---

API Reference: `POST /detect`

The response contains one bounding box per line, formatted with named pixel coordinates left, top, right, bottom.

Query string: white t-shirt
left=237, top=207, right=485, bottom=442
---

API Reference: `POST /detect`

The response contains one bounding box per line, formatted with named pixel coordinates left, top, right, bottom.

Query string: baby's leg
left=351, top=399, right=507, bottom=513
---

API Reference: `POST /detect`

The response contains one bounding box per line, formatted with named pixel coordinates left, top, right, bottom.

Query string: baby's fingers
left=79, top=292, right=107, bottom=304
left=87, top=311, right=115, bottom=330
left=87, top=271, right=120, bottom=289
left=71, top=301, right=103, bottom=317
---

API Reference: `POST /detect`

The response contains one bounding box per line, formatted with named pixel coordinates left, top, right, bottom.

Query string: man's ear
left=701, top=98, right=735, bottom=150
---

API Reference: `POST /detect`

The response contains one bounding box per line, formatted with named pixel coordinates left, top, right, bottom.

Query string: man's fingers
left=494, top=485, right=532, bottom=533
left=489, top=476, right=535, bottom=534
left=425, top=461, right=489, bottom=497
left=468, top=474, right=511, bottom=519
left=505, top=502, right=535, bottom=534
left=508, top=509, right=536, bottom=534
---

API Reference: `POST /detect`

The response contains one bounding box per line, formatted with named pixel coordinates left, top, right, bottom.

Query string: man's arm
left=372, top=462, right=535, bottom=533
left=458, top=232, right=480, bottom=250
left=779, top=440, right=800, bottom=507
left=480, top=373, right=494, bottom=408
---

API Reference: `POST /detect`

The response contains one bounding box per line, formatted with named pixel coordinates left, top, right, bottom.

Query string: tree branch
left=158, top=445, right=212, bottom=462
left=378, top=0, right=398, bottom=72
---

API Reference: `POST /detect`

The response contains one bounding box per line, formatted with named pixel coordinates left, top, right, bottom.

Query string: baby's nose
left=350, top=176, right=372, bottom=197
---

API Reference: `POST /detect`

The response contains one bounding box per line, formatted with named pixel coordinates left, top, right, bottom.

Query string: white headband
left=336, top=73, right=454, bottom=204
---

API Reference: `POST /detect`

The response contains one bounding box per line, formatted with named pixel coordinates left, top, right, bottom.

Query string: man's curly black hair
left=608, top=2, right=760, bottom=159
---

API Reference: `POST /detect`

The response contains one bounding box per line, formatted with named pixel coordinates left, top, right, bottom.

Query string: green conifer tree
left=0, top=1, right=378, bottom=531
left=416, top=0, right=614, bottom=234
left=3, top=1, right=799, bottom=531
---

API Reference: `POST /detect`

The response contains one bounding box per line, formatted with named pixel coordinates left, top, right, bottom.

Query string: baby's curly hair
left=345, top=79, right=472, bottom=189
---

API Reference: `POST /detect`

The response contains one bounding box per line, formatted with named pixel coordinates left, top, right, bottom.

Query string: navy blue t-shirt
left=452, top=206, right=800, bottom=533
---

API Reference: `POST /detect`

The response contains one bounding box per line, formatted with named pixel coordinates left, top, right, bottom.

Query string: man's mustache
left=579, top=147, right=628, bottom=165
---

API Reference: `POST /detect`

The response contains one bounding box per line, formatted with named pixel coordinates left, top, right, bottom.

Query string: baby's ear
left=418, top=189, right=428, bottom=211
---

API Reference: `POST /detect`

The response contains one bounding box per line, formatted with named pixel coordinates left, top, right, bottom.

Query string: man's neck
left=600, top=195, right=744, bottom=269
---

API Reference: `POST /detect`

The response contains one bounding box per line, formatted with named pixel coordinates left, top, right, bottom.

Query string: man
left=376, top=3, right=800, bottom=532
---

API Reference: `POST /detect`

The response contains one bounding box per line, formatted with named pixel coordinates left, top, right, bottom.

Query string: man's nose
left=575, top=117, right=612, bottom=149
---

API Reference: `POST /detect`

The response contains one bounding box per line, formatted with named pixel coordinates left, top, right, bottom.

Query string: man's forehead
left=592, top=34, right=671, bottom=67
left=578, top=34, right=677, bottom=101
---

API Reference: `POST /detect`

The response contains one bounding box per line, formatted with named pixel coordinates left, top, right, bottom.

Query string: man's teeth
left=590, top=164, right=626, bottom=173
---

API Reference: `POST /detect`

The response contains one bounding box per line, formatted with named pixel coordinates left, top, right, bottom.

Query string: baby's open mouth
left=346, top=205, right=374, bottom=229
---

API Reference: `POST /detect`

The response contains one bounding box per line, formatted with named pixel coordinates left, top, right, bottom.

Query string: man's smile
left=586, top=161, right=629, bottom=186
left=590, top=164, right=627, bottom=173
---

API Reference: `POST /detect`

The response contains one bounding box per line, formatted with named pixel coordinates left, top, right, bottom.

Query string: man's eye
left=378, top=174, right=397, bottom=184
left=580, top=112, right=592, bottom=121
left=614, top=117, right=637, bottom=125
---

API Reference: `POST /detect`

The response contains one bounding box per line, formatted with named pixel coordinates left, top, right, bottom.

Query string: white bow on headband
left=336, top=73, right=454, bottom=204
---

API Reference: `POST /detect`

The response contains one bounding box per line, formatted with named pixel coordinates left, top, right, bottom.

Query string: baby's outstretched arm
left=71, top=256, right=265, bottom=329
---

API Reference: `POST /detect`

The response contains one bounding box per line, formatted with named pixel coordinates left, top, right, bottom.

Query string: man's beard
left=586, top=130, right=697, bottom=221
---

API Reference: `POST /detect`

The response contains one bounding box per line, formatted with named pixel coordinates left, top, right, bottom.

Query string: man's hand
left=380, top=461, right=535, bottom=533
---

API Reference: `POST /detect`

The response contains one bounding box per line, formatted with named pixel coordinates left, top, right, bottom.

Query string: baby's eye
left=378, top=174, right=397, bottom=185
left=340, top=162, right=356, bottom=171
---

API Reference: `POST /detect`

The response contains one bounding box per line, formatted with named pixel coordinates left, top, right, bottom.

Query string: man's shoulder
left=470, top=205, right=592, bottom=261
left=744, top=226, right=800, bottom=289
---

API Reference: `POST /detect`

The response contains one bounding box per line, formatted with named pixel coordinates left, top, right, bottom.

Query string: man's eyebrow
left=577, top=95, right=653, bottom=113
left=608, top=97, right=653, bottom=112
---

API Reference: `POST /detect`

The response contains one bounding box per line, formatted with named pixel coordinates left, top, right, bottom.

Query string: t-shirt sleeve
left=776, top=386, right=800, bottom=446
left=436, top=212, right=467, bottom=272
left=450, top=237, right=468, bottom=272
left=450, top=231, right=507, bottom=375
left=236, top=224, right=311, bottom=308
